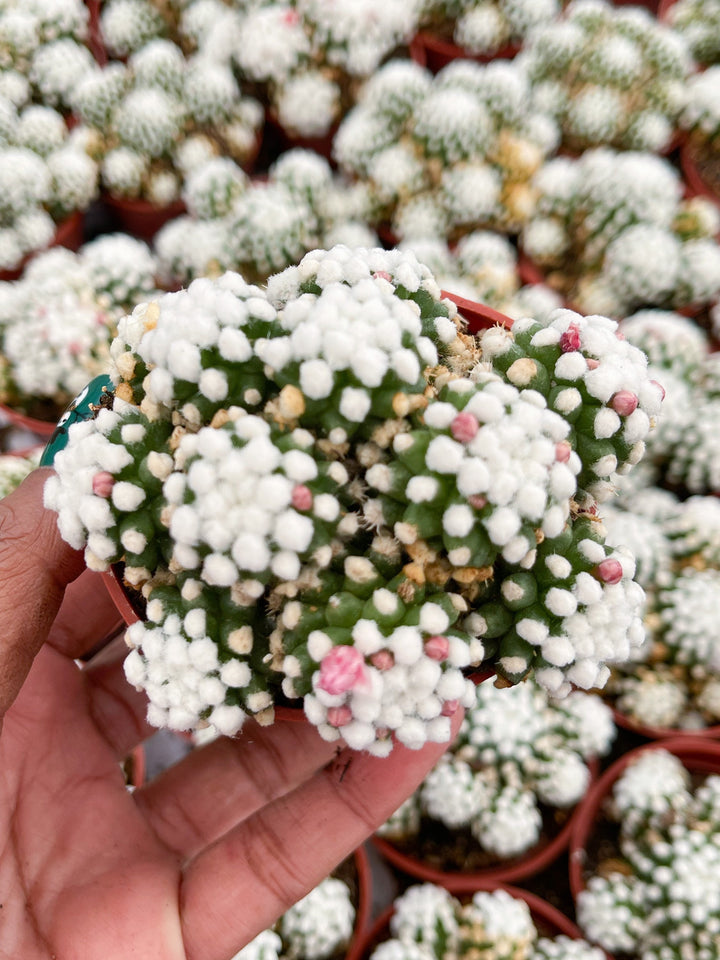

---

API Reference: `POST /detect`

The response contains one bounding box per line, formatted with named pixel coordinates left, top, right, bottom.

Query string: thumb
left=0, top=468, right=85, bottom=724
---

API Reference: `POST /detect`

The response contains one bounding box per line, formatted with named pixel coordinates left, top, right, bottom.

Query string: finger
left=134, top=719, right=339, bottom=859
left=0, top=468, right=85, bottom=723
left=82, top=635, right=155, bottom=757
left=49, top=568, right=125, bottom=660
left=179, top=711, right=464, bottom=960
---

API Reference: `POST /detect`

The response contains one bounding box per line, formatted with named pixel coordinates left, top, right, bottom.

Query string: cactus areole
left=44, top=246, right=659, bottom=753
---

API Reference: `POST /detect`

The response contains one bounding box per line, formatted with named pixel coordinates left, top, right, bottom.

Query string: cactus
left=577, top=748, right=720, bottom=959
left=666, top=0, right=720, bottom=66
left=378, top=676, right=614, bottom=862
left=374, top=885, right=604, bottom=960
left=523, top=0, right=691, bottom=153
left=520, top=148, right=720, bottom=316
left=334, top=57, right=559, bottom=240
left=45, top=246, right=652, bottom=749
left=418, top=0, right=559, bottom=58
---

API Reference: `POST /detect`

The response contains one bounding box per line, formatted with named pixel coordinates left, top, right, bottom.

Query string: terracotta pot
left=102, top=194, right=186, bottom=242
left=0, top=403, right=60, bottom=438
left=657, top=0, right=675, bottom=20
left=372, top=755, right=599, bottom=891
left=611, top=706, right=720, bottom=742
left=0, top=210, right=85, bottom=282
left=348, top=882, right=593, bottom=960
left=409, top=31, right=520, bottom=74
left=441, top=289, right=513, bottom=335
left=568, top=736, right=720, bottom=900
left=84, top=0, right=107, bottom=65
left=680, top=139, right=720, bottom=208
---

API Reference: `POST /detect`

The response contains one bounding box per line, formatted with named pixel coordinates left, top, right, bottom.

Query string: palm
left=0, top=574, right=462, bottom=960
left=1, top=646, right=184, bottom=959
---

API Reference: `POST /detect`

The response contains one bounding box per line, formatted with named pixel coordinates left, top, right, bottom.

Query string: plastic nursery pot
left=680, top=139, right=720, bottom=209
left=408, top=31, right=520, bottom=73
left=568, top=736, right=720, bottom=901
left=84, top=0, right=107, bottom=65
left=657, top=0, right=675, bottom=20
left=611, top=706, right=720, bottom=742
left=440, top=289, right=513, bottom=336
left=101, top=194, right=186, bottom=242
left=0, top=210, right=85, bottom=283
left=347, top=882, right=593, bottom=960
left=372, top=756, right=599, bottom=892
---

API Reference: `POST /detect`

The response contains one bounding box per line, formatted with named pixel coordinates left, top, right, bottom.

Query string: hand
left=0, top=470, right=462, bottom=960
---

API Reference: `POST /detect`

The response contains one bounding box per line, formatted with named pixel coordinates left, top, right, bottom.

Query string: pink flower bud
left=555, top=441, right=572, bottom=463
left=468, top=494, right=487, bottom=510
left=291, top=484, right=313, bottom=511
left=282, top=9, right=300, bottom=25
left=560, top=323, right=581, bottom=353
left=441, top=700, right=459, bottom=717
left=651, top=379, right=666, bottom=401
left=373, top=271, right=392, bottom=282
left=327, top=705, right=353, bottom=727
left=615, top=331, right=625, bottom=340
left=450, top=411, right=479, bottom=443
left=594, top=558, right=623, bottom=584
left=611, top=391, right=638, bottom=417
left=424, top=635, right=450, bottom=661
left=68, top=341, right=82, bottom=356
left=92, top=472, right=115, bottom=498
left=318, top=646, right=368, bottom=695
left=586, top=358, right=600, bottom=369
left=370, top=650, right=394, bottom=671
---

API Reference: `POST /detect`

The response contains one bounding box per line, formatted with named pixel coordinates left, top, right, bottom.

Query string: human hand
left=0, top=469, right=463, bottom=960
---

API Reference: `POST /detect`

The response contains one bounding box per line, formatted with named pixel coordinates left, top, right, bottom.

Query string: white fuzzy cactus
left=522, top=0, right=691, bottom=153
left=577, top=748, right=720, bottom=959
left=231, top=874, right=355, bottom=960
left=335, top=57, right=558, bottom=240
left=45, top=246, right=651, bottom=749
left=375, top=885, right=603, bottom=960
left=521, top=148, right=720, bottom=316
left=666, top=0, right=720, bottom=66
left=379, top=677, right=614, bottom=862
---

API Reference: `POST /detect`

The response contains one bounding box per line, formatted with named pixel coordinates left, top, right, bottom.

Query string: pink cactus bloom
left=291, top=484, right=313, bottom=511
left=92, top=472, right=115, bottom=498
left=586, top=358, right=600, bottom=369
left=370, top=650, right=394, bottom=671
left=424, top=635, right=450, bottom=661
left=560, top=323, right=581, bottom=353
left=318, top=646, right=368, bottom=695
left=555, top=441, right=572, bottom=463
left=441, top=700, right=459, bottom=717
left=450, top=412, right=479, bottom=443
left=327, top=705, right=353, bottom=727
left=468, top=494, right=488, bottom=510
left=373, top=270, right=392, bottom=282
left=594, top=558, right=623, bottom=584
left=611, top=391, right=639, bottom=417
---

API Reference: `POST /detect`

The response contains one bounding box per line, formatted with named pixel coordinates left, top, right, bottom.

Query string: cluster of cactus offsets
left=520, top=148, right=720, bottom=317
left=0, top=0, right=96, bottom=114
left=665, top=0, right=720, bottom=66
left=0, top=98, right=98, bottom=272
left=71, top=37, right=263, bottom=205
left=371, top=885, right=605, bottom=960
left=577, top=749, right=720, bottom=959
left=521, top=0, right=691, bottom=154
left=599, top=493, right=720, bottom=731
left=333, top=57, right=559, bottom=240
left=232, top=875, right=355, bottom=960
left=154, top=149, right=377, bottom=287
left=378, top=677, right=614, bottom=861
left=45, top=246, right=652, bottom=749
left=0, top=235, right=158, bottom=415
